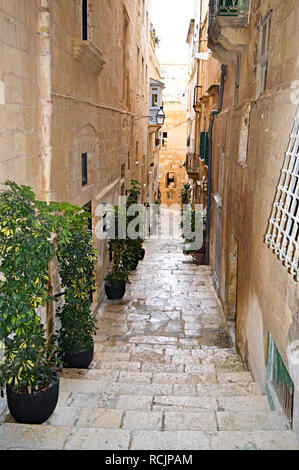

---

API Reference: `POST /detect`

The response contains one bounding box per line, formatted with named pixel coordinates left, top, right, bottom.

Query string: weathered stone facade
left=0, top=0, right=161, bottom=359
left=207, top=0, right=299, bottom=439
left=186, top=0, right=221, bottom=208
left=159, top=101, right=188, bottom=207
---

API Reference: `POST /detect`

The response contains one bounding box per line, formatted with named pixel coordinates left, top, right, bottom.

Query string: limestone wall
left=209, top=0, right=299, bottom=401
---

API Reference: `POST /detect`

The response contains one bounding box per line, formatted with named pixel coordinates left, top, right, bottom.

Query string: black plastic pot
left=6, top=372, right=60, bottom=425
left=61, top=344, right=94, bottom=369
left=130, top=257, right=139, bottom=270
left=139, top=248, right=145, bottom=261
left=105, top=281, right=126, bottom=300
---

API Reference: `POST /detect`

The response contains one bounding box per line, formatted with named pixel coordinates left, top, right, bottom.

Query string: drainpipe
left=39, top=0, right=52, bottom=204
left=38, top=0, right=54, bottom=341
left=204, top=64, right=226, bottom=265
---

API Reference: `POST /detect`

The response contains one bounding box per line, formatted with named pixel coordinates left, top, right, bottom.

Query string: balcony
left=73, top=39, right=105, bottom=74
left=186, top=153, right=200, bottom=180
left=208, top=0, right=250, bottom=64
left=193, top=86, right=202, bottom=113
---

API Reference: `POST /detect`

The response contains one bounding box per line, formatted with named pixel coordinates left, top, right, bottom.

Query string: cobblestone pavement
left=1, top=216, right=298, bottom=450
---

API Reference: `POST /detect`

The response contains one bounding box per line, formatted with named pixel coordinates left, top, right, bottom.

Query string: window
left=234, top=53, right=241, bottom=105
left=200, top=132, right=209, bottom=165
left=82, top=0, right=88, bottom=41
left=267, top=333, right=294, bottom=426
left=155, top=131, right=160, bottom=147
left=265, top=104, right=299, bottom=281
left=82, top=152, right=88, bottom=186
left=151, top=93, right=158, bottom=108
left=128, top=151, right=131, bottom=171
left=121, top=163, right=126, bottom=179
left=166, top=172, right=176, bottom=188
left=258, top=11, right=272, bottom=96
left=102, top=212, right=107, bottom=233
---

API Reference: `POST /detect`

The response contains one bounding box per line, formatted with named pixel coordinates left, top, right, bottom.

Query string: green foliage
left=105, top=205, right=132, bottom=286
left=105, top=180, right=144, bottom=285
left=53, top=202, right=98, bottom=355
left=180, top=183, right=192, bottom=205
left=126, top=180, right=140, bottom=206
left=0, top=182, right=99, bottom=393
left=0, top=181, right=57, bottom=395
left=181, top=208, right=207, bottom=253
left=125, top=180, right=144, bottom=266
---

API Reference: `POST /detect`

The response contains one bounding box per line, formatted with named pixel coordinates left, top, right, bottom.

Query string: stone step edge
left=0, top=423, right=298, bottom=451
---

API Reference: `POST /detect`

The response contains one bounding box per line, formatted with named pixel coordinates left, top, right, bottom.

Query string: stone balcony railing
left=186, top=153, right=200, bottom=180
left=208, top=0, right=250, bottom=64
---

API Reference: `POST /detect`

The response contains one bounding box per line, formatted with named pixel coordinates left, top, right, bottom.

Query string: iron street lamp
left=156, top=107, right=166, bottom=126
left=132, top=107, right=166, bottom=127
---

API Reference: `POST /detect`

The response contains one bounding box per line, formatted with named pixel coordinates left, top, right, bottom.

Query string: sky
left=150, top=0, right=194, bottom=64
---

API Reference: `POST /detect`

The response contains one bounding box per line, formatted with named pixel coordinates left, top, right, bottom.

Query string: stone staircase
left=0, top=342, right=298, bottom=450
left=0, top=231, right=298, bottom=450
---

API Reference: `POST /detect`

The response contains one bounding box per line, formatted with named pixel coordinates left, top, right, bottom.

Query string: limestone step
left=0, top=422, right=297, bottom=450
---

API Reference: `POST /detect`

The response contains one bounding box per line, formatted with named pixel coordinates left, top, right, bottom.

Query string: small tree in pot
left=53, top=202, right=98, bottom=369
left=126, top=180, right=145, bottom=264
left=104, top=205, right=132, bottom=300
left=0, top=182, right=59, bottom=424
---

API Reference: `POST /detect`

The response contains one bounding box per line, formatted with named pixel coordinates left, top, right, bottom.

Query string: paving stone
left=0, top=423, right=70, bottom=450
left=122, top=410, right=162, bottom=430
left=164, top=411, right=217, bottom=431
left=76, top=408, right=123, bottom=428
left=209, top=431, right=299, bottom=450
left=197, top=383, right=263, bottom=397
left=115, top=395, right=153, bottom=411
left=173, top=384, right=197, bottom=396
left=61, top=369, right=119, bottom=381
left=131, top=430, right=211, bottom=450
left=217, top=372, right=253, bottom=384
left=217, top=396, right=271, bottom=412
left=97, top=361, right=141, bottom=372
left=116, top=383, right=173, bottom=396
left=217, top=411, right=289, bottom=431
left=58, top=391, right=117, bottom=409
left=141, top=363, right=184, bottom=373
left=118, top=371, right=153, bottom=384
left=152, top=395, right=217, bottom=411
left=48, top=406, right=80, bottom=426
left=64, top=428, right=130, bottom=450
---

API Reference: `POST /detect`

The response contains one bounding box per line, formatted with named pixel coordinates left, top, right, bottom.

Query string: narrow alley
left=0, top=211, right=297, bottom=450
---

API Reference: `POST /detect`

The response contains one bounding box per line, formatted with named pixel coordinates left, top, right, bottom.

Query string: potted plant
left=105, top=205, right=131, bottom=300
left=0, top=182, right=59, bottom=424
left=181, top=208, right=206, bottom=256
left=54, top=202, right=98, bottom=369
left=126, top=180, right=145, bottom=265
left=180, top=183, right=191, bottom=206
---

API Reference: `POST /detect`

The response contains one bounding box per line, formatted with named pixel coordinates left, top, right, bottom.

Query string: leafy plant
left=180, top=183, right=192, bottom=205
left=0, top=181, right=57, bottom=395
left=53, top=202, right=98, bottom=356
left=125, top=180, right=144, bottom=264
left=105, top=205, right=132, bottom=286
left=126, top=180, right=140, bottom=207
left=181, top=208, right=207, bottom=252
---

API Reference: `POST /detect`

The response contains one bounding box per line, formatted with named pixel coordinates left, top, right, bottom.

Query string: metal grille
left=267, top=333, right=294, bottom=425
left=209, top=0, right=250, bottom=24
left=265, top=105, right=299, bottom=281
